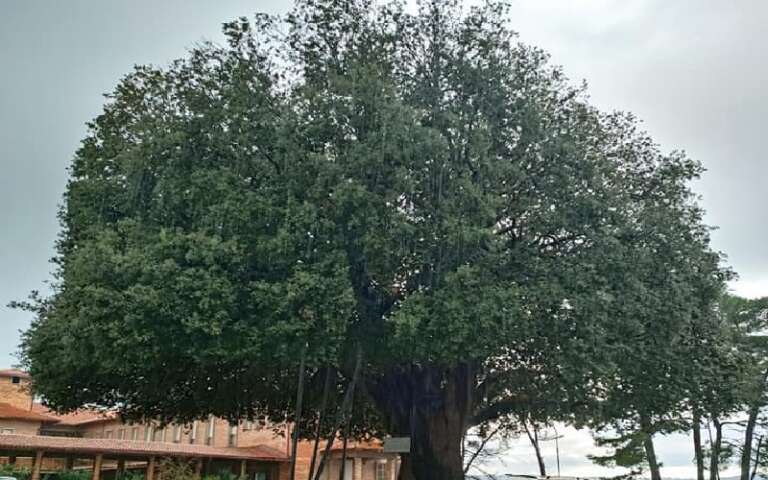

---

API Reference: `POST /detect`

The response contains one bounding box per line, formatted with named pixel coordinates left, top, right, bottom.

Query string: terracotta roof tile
left=0, top=434, right=288, bottom=462
left=31, top=405, right=117, bottom=426
left=234, top=445, right=288, bottom=459
left=0, top=403, right=56, bottom=422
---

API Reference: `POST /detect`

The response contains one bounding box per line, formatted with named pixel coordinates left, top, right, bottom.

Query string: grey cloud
left=509, top=0, right=768, bottom=296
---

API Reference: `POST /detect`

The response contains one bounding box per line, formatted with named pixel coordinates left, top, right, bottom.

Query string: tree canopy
left=19, top=1, right=729, bottom=479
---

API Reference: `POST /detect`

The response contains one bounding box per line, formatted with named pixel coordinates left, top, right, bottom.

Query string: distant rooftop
left=31, top=404, right=118, bottom=426
left=0, top=368, right=30, bottom=379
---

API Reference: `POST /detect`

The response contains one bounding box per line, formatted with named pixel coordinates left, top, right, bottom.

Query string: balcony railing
left=39, top=429, right=82, bottom=438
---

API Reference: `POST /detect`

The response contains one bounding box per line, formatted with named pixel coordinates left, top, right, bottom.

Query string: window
left=144, top=426, right=153, bottom=442
left=11, top=376, right=20, bottom=384
left=117, top=429, right=125, bottom=440
left=243, top=420, right=254, bottom=431
left=131, top=427, right=139, bottom=441
left=228, top=423, right=237, bottom=447
left=153, top=427, right=165, bottom=442
left=189, top=421, right=198, bottom=444
left=205, top=416, right=215, bottom=445
left=173, top=425, right=182, bottom=443
left=104, top=430, right=113, bottom=439
left=375, top=462, right=387, bottom=480
left=1, top=428, right=15, bottom=435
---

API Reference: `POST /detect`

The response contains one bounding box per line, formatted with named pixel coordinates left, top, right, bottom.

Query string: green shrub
left=156, top=458, right=195, bottom=480
left=0, top=463, right=31, bottom=480
left=203, top=471, right=239, bottom=480
left=48, top=469, right=91, bottom=480
left=117, top=471, right=145, bottom=480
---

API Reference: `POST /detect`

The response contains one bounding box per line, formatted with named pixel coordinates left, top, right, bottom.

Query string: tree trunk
left=643, top=434, right=662, bottom=480
left=401, top=406, right=465, bottom=480
left=741, top=401, right=761, bottom=480
left=709, top=416, right=723, bottom=480
left=307, top=368, right=332, bottom=480
left=640, top=415, right=662, bottom=480
left=741, top=367, right=768, bottom=480
left=524, top=421, right=546, bottom=476
left=338, top=428, right=350, bottom=480
left=370, top=365, right=474, bottom=480
left=750, top=436, right=763, bottom=480
left=693, top=410, right=705, bottom=480
left=314, top=348, right=363, bottom=480
left=289, top=345, right=307, bottom=480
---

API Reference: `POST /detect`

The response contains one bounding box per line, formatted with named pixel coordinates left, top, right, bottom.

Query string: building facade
left=0, top=369, right=399, bottom=480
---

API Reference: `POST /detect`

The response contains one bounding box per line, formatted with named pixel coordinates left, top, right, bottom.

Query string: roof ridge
left=31, top=404, right=117, bottom=425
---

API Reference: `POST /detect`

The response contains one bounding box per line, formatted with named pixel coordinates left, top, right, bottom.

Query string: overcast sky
left=1, top=0, right=766, bottom=477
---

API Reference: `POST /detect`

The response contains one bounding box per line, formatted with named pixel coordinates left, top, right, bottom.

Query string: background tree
left=582, top=150, right=729, bottom=480
left=589, top=428, right=652, bottom=480
left=17, top=1, right=729, bottom=479
left=685, top=293, right=751, bottom=480
left=462, top=412, right=559, bottom=478
left=462, top=421, right=513, bottom=479
left=717, top=295, right=768, bottom=480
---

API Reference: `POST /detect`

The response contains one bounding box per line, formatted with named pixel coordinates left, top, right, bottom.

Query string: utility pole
left=552, top=425, right=562, bottom=477
left=537, top=423, right=565, bottom=477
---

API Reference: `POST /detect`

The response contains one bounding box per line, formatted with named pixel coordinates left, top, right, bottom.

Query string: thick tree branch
left=470, top=398, right=523, bottom=427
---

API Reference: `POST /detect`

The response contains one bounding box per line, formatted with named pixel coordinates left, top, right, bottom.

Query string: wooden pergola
left=0, top=434, right=287, bottom=480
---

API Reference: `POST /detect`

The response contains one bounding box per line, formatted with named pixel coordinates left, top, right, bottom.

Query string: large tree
left=18, top=1, right=727, bottom=479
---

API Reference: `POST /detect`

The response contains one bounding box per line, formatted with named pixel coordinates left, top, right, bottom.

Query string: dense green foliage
left=17, top=1, right=730, bottom=478
left=46, top=469, right=92, bottom=480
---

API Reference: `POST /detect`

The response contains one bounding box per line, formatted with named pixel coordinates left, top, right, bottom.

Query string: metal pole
left=554, top=425, right=561, bottom=477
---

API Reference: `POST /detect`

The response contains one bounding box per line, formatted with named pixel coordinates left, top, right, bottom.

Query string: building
left=0, top=369, right=399, bottom=480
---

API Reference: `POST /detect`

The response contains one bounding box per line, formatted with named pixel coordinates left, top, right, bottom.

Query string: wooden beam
left=240, top=459, right=247, bottom=479
left=146, top=456, right=156, bottom=480
left=117, top=459, right=126, bottom=477
left=31, top=450, right=44, bottom=480
left=92, top=453, right=103, bottom=480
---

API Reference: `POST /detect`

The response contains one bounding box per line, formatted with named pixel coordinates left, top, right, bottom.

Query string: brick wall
left=0, top=376, right=33, bottom=410
left=80, top=419, right=116, bottom=438
left=31, top=412, right=396, bottom=480
left=237, top=419, right=289, bottom=452
left=0, top=419, right=42, bottom=435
